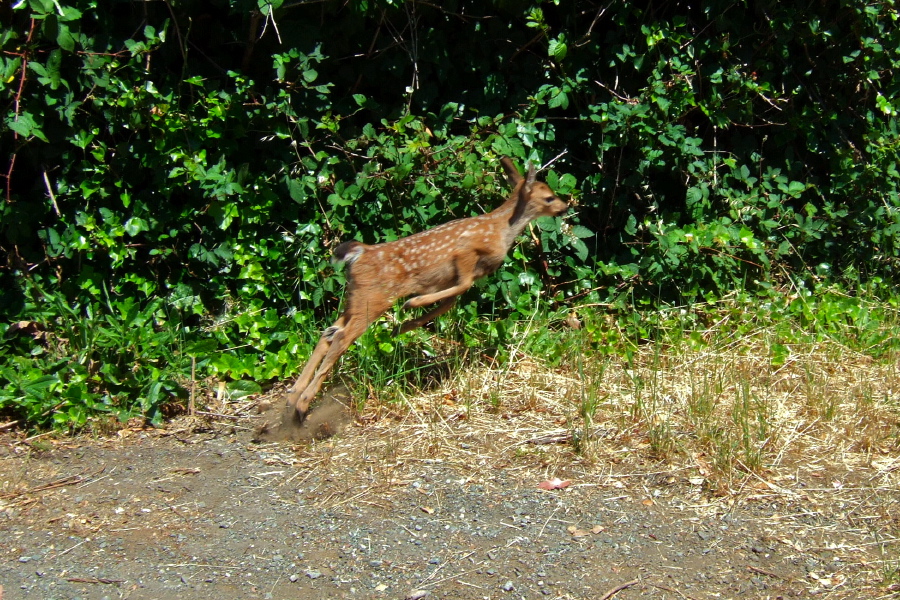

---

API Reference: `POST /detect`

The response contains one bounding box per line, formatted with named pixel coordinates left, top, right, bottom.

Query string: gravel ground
left=1, top=397, right=896, bottom=600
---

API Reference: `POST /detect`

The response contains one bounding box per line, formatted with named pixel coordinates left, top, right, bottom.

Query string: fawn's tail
left=332, top=240, right=365, bottom=265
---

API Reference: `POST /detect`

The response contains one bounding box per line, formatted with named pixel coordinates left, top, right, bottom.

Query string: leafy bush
left=1, top=0, right=898, bottom=428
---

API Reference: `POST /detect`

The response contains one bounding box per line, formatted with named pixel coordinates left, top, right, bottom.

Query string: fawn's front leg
left=394, top=297, right=457, bottom=336
left=402, top=254, right=476, bottom=309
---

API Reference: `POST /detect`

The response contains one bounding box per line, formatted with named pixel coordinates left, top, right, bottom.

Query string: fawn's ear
left=500, top=157, right=522, bottom=187
left=524, top=162, right=536, bottom=191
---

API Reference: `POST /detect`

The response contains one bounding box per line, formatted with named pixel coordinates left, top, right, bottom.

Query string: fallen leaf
left=8, top=321, right=45, bottom=340
left=538, top=478, right=571, bottom=490
left=642, top=498, right=654, bottom=506
left=420, top=506, right=434, bottom=515
left=591, top=525, right=604, bottom=534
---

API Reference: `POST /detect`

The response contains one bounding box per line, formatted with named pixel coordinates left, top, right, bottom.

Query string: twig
left=747, top=565, right=784, bottom=579
left=52, top=537, right=90, bottom=559
left=4, top=19, right=37, bottom=203
left=540, top=149, right=568, bottom=172
left=65, top=577, right=123, bottom=585
left=42, top=170, right=61, bottom=217
left=575, top=3, right=610, bottom=46
left=0, top=474, right=83, bottom=500
left=195, top=410, right=255, bottom=421
left=525, top=430, right=571, bottom=445
left=599, top=579, right=640, bottom=600
left=189, top=356, right=196, bottom=416
left=509, top=30, right=545, bottom=63
left=1, top=465, right=106, bottom=501
left=647, top=581, right=702, bottom=600
left=537, top=506, right=560, bottom=538
left=0, top=420, right=19, bottom=430
left=164, top=563, right=236, bottom=570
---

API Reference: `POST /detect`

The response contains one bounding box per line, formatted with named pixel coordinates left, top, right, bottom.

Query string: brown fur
left=285, top=158, right=568, bottom=419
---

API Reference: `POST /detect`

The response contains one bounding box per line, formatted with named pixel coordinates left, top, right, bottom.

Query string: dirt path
left=1, top=398, right=896, bottom=600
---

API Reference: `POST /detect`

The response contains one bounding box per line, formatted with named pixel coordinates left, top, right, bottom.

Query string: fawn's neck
left=490, top=186, right=534, bottom=249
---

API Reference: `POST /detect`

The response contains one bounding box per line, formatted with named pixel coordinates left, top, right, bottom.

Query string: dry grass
left=99, top=301, right=899, bottom=595
left=294, top=309, right=899, bottom=595
left=365, top=327, right=899, bottom=487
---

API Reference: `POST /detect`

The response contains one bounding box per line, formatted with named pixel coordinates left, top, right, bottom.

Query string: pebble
left=306, top=570, right=322, bottom=579
left=502, top=580, right=515, bottom=591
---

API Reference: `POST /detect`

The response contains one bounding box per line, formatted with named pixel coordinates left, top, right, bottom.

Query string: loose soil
left=1, top=387, right=897, bottom=600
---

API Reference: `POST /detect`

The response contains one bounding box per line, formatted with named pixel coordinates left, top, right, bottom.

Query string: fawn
left=285, top=157, right=568, bottom=420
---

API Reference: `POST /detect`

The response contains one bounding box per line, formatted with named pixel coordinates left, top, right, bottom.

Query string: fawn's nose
left=554, top=200, right=569, bottom=216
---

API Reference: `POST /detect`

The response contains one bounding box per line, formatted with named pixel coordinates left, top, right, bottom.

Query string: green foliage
left=2, top=0, right=899, bottom=429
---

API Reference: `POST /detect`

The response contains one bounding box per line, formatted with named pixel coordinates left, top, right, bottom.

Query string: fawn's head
left=501, top=158, right=568, bottom=221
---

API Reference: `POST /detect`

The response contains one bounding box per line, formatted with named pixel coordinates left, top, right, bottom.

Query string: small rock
left=428, top=557, right=440, bottom=565
left=306, top=570, right=322, bottom=580
left=502, top=580, right=515, bottom=592
left=289, top=574, right=298, bottom=582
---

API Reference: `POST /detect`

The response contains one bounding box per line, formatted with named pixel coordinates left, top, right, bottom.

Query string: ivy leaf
left=547, top=88, right=569, bottom=110
left=227, top=380, right=262, bottom=400
left=570, top=238, right=589, bottom=261
left=570, top=225, right=594, bottom=239
left=7, top=112, right=49, bottom=142
left=548, top=38, right=568, bottom=62
left=57, top=23, right=76, bottom=51
left=58, top=5, right=83, bottom=21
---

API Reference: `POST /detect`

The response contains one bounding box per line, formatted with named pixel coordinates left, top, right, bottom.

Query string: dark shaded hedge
left=1, top=0, right=898, bottom=426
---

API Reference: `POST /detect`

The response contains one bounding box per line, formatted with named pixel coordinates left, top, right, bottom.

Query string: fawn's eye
left=545, top=196, right=556, bottom=203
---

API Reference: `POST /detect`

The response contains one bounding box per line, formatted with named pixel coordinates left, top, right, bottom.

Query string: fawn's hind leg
left=292, top=294, right=392, bottom=419
left=285, top=316, right=345, bottom=412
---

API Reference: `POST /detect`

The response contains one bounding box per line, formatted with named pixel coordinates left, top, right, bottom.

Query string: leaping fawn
left=286, top=157, right=568, bottom=420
